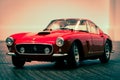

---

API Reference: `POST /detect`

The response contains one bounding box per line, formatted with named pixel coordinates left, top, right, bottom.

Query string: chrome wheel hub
left=105, top=44, right=110, bottom=59
left=73, top=45, right=79, bottom=63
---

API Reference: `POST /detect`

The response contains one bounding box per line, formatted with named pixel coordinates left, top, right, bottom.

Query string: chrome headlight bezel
left=6, top=37, right=14, bottom=46
left=56, top=37, right=64, bottom=47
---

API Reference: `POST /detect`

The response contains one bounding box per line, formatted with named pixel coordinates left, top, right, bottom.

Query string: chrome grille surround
left=15, top=43, right=53, bottom=55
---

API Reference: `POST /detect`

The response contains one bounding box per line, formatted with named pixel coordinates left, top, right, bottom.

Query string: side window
left=89, top=22, right=98, bottom=34
left=76, top=20, right=88, bottom=31
left=86, top=21, right=91, bottom=32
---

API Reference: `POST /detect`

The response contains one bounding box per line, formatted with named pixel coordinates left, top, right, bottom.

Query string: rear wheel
left=99, top=42, right=111, bottom=63
left=12, top=56, right=25, bottom=68
left=67, top=42, right=80, bottom=67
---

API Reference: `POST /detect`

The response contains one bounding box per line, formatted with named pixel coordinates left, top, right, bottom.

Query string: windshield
left=44, top=19, right=87, bottom=31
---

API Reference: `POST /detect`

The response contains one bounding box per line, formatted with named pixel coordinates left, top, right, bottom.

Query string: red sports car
left=6, top=18, right=112, bottom=68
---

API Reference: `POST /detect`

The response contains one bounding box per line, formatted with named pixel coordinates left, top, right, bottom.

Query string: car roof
left=52, top=18, right=93, bottom=23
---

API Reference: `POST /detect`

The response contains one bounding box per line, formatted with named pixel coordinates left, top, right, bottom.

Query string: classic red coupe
left=6, top=18, right=112, bottom=68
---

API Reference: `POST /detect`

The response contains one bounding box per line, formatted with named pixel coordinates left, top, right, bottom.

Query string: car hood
left=12, top=30, right=73, bottom=44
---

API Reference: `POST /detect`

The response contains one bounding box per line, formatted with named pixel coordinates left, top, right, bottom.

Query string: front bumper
left=52, top=53, right=68, bottom=57
left=7, top=52, right=16, bottom=56
left=7, top=52, right=68, bottom=61
left=7, top=52, right=68, bottom=56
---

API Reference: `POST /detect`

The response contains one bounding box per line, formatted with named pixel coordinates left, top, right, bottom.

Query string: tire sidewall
left=67, top=42, right=80, bottom=67
left=99, top=42, right=110, bottom=63
left=12, top=56, right=25, bottom=68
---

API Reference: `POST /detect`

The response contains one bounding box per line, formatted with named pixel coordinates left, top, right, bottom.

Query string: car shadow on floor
left=12, top=59, right=108, bottom=71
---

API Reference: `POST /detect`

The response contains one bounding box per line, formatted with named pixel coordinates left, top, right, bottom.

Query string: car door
left=88, top=21, right=104, bottom=54
left=78, top=20, right=93, bottom=57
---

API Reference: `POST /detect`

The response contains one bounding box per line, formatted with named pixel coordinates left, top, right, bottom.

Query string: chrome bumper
left=7, top=52, right=68, bottom=57
left=7, top=52, right=16, bottom=56
left=52, top=53, right=68, bottom=57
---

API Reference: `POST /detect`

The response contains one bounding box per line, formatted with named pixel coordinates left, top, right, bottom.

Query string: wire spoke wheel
left=67, top=42, right=80, bottom=67
left=105, top=43, right=110, bottom=59
left=99, top=42, right=110, bottom=63
left=73, top=44, right=80, bottom=63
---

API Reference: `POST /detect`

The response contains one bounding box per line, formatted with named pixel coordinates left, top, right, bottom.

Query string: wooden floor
left=0, top=41, right=120, bottom=80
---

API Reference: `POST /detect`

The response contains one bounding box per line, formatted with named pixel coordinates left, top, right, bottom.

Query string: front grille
left=15, top=44, right=53, bottom=55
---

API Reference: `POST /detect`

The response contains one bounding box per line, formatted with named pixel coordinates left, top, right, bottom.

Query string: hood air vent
left=38, top=31, right=50, bottom=35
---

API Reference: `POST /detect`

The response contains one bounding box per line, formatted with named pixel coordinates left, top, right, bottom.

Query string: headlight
left=6, top=37, right=14, bottom=46
left=56, top=37, right=64, bottom=47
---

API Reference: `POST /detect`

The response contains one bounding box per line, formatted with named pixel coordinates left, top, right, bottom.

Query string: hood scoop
left=38, top=31, right=51, bottom=35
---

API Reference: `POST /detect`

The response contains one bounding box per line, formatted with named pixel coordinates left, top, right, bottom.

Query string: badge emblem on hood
left=33, top=45, right=37, bottom=51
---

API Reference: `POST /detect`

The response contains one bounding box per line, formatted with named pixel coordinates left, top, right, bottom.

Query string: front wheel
left=99, top=42, right=111, bottom=63
left=12, top=56, right=25, bottom=68
left=67, top=42, right=80, bottom=67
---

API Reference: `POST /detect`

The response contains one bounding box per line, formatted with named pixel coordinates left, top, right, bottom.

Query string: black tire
left=67, top=42, right=80, bottom=67
left=55, top=60, right=65, bottom=68
left=99, top=42, right=111, bottom=63
left=12, top=56, right=25, bottom=68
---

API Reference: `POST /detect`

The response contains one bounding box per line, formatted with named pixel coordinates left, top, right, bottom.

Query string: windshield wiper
left=43, top=28, right=52, bottom=31
left=60, top=27, right=73, bottom=30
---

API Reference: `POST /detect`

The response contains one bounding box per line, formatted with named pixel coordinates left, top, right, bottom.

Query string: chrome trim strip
left=15, top=43, right=53, bottom=45
left=15, top=43, right=53, bottom=55
left=111, top=50, right=114, bottom=53
left=7, top=52, right=16, bottom=56
left=52, top=53, right=68, bottom=57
